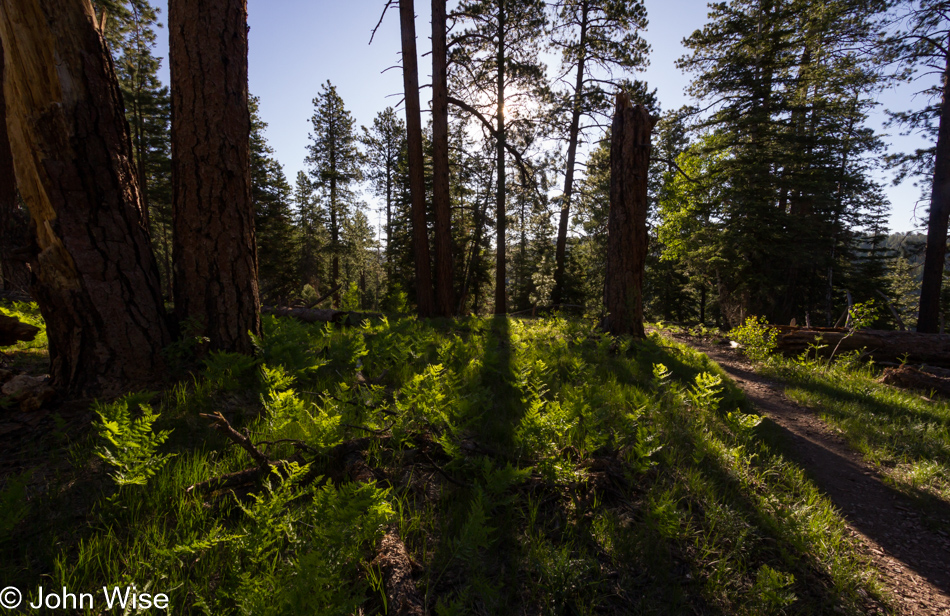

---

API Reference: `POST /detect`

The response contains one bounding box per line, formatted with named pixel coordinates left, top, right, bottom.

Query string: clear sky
left=149, top=0, right=933, bottom=233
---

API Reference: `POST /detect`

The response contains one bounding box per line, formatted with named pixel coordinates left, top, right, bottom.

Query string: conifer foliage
left=668, top=0, right=892, bottom=326
left=306, top=82, right=364, bottom=309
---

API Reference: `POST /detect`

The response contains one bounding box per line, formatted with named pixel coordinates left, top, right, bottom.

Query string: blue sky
left=149, top=0, right=933, bottom=233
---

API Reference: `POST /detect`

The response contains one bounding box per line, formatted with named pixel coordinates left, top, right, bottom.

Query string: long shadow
left=472, top=316, right=525, bottom=458
left=788, top=370, right=950, bottom=430
left=781, top=373, right=950, bottom=460
left=714, top=356, right=950, bottom=599
left=634, top=342, right=879, bottom=611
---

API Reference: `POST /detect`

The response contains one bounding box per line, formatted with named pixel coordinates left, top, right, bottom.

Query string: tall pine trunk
left=0, top=0, right=170, bottom=394
left=494, top=0, right=507, bottom=315
left=918, top=44, right=950, bottom=333
left=552, top=0, right=588, bottom=306
left=399, top=0, right=435, bottom=317
left=431, top=0, right=454, bottom=317
left=169, top=0, right=261, bottom=352
left=603, top=93, right=654, bottom=338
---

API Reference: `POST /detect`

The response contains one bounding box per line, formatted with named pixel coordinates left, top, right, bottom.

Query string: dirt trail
left=683, top=337, right=950, bottom=616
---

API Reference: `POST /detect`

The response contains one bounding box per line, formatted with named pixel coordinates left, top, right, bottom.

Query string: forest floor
left=673, top=332, right=950, bottom=616
left=2, top=307, right=948, bottom=615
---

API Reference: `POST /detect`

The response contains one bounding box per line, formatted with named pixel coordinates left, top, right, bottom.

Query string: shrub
left=730, top=315, right=779, bottom=363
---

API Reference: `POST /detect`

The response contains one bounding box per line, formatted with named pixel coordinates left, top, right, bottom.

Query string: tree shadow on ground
left=717, top=355, right=950, bottom=601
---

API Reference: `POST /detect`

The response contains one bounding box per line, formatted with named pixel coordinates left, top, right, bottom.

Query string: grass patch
left=763, top=352, right=950, bottom=505
left=0, top=312, right=887, bottom=614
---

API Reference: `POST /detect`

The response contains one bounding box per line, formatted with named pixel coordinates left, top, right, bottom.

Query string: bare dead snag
left=603, top=93, right=655, bottom=338
left=372, top=530, right=425, bottom=616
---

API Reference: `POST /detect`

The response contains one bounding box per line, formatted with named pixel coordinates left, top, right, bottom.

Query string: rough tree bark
left=431, top=0, right=454, bottom=317
left=0, top=41, right=29, bottom=295
left=603, top=93, right=654, bottom=338
left=0, top=0, right=171, bottom=394
left=169, top=0, right=261, bottom=352
left=917, top=45, right=950, bottom=333
left=399, top=0, right=435, bottom=318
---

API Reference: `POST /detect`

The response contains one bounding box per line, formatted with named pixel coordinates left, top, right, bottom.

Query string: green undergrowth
left=0, top=314, right=887, bottom=614
left=763, top=351, right=950, bottom=507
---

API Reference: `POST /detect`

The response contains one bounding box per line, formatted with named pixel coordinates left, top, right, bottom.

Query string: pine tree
left=432, top=0, right=455, bottom=316
left=0, top=0, right=171, bottom=392
left=294, top=171, right=328, bottom=295
left=97, top=0, right=174, bottom=298
left=361, top=108, right=407, bottom=280
left=306, top=81, right=363, bottom=308
left=451, top=0, right=548, bottom=314
left=397, top=0, right=436, bottom=317
left=887, top=0, right=950, bottom=331
left=548, top=0, right=650, bottom=305
left=250, top=96, right=297, bottom=304
left=676, top=0, right=891, bottom=325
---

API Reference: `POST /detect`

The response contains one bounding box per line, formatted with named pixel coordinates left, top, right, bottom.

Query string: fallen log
left=262, top=306, right=383, bottom=326
left=770, top=326, right=950, bottom=366
left=878, top=365, right=950, bottom=398
left=372, top=530, right=425, bottom=616
left=0, top=312, right=39, bottom=346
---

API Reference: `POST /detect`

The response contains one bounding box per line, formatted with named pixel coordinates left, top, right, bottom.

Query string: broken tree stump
left=603, top=92, right=655, bottom=338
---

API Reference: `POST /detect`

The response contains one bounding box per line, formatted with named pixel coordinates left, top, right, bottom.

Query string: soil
left=679, top=335, right=950, bottom=616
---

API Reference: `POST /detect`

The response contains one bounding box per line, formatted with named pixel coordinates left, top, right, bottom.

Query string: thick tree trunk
left=552, top=1, right=588, bottom=306
left=0, top=0, right=170, bottom=394
left=494, top=1, right=507, bottom=315
left=603, top=94, right=654, bottom=338
left=431, top=0, right=454, bottom=317
left=917, top=46, right=950, bottom=333
left=0, top=42, right=29, bottom=295
left=399, top=0, right=435, bottom=318
left=169, top=0, right=261, bottom=353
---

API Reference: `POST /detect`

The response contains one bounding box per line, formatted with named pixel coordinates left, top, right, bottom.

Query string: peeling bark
left=0, top=0, right=170, bottom=394
left=0, top=41, right=29, bottom=295
left=169, top=0, right=260, bottom=352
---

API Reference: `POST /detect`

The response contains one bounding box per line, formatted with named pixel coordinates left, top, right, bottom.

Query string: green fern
left=94, top=394, right=174, bottom=487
